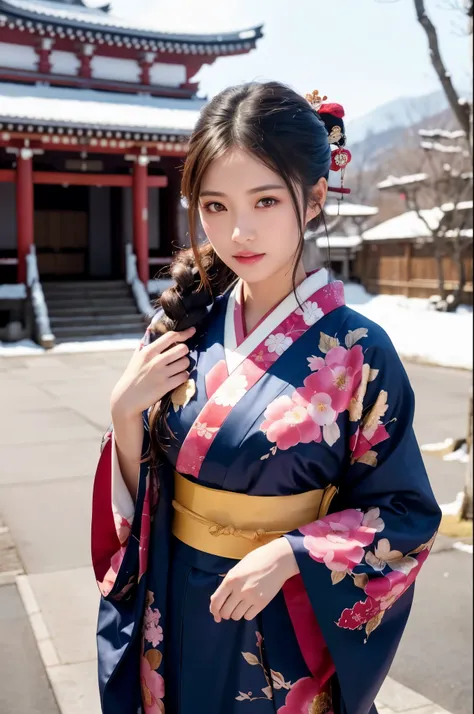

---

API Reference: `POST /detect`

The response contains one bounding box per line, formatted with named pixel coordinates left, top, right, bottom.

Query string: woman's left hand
left=209, top=538, right=299, bottom=623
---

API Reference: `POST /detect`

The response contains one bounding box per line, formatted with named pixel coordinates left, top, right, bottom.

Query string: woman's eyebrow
left=200, top=184, right=285, bottom=198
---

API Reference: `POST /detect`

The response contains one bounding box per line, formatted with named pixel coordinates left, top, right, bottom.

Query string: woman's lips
left=233, top=253, right=265, bottom=265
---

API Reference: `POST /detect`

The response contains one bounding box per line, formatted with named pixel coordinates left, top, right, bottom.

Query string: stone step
left=52, top=323, right=144, bottom=340
left=50, top=314, right=144, bottom=328
left=44, top=289, right=132, bottom=301
left=43, top=280, right=126, bottom=290
left=47, top=303, right=139, bottom=317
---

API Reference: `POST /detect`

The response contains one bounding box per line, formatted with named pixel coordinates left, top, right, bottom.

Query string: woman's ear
left=305, top=177, right=328, bottom=224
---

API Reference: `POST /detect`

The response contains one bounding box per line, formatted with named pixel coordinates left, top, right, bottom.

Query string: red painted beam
left=0, top=170, right=168, bottom=187
left=148, top=176, right=169, bottom=188
left=0, top=136, right=187, bottom=157
left=0, top=169, right=15, bottom=183
left=33, top=172, right=168, bottom=187
left=16, top=153, right=34, bottom=283
left=33, top=172, right=133, bottom=187
left=133, top=161, right=149, bottom=284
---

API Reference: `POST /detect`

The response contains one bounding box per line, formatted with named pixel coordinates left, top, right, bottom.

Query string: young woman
left=91, top=81, right=441, bottom=714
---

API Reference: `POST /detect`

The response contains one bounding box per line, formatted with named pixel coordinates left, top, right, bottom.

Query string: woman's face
left=198, top=148, right=327, bottom=287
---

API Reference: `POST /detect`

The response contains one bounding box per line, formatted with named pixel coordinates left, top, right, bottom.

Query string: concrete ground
left=0, top=350, right=471, bottom=714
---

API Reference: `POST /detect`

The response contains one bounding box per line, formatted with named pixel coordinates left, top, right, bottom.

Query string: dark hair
left=149, top=81, right=344, bottom=460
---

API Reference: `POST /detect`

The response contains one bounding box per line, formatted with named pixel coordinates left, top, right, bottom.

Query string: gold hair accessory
left=327, top=126, right=343, bottom=144
left=305, top=89, right=328, bottom=112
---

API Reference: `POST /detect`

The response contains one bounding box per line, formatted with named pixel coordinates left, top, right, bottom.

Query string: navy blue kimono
left=91, top=271, right=441, bottom=714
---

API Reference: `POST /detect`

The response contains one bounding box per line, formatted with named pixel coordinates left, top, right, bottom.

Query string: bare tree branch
left=413, top=0, right=471, bottom=134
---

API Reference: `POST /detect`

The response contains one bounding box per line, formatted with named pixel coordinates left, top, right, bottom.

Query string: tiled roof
left=0, top=82, right=204, bottom=134
left=0, top=0, right=263, bottom=47
left=362, top=209, right=443, bottom=241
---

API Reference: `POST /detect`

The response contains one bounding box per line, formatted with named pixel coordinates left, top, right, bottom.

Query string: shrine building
left=0, top=0, right=262, bottom=343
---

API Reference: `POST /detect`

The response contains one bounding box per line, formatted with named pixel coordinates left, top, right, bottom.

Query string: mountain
left=346, top=90, right=454, bottom=145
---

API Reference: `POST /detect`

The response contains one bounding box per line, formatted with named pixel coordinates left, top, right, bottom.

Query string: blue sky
left=110, top=0, right=471, bottom=120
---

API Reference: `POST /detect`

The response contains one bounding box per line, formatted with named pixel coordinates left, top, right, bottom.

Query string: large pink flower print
left=298, top=345, right=364, bottom=416
left=365, top=548, right=428, bottom=609
left=140, top=657, right=165, bottom=714
left=260, top=394, right=322, bottom=450
left=350, top=424, right=390, bottom=462
left=299, top=508, right=382, bottom=572
left=278, top=677, right=333, bottom=714
left=337, top=548, right=429, bottom=632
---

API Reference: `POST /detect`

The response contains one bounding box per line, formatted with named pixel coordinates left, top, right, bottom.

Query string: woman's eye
left=256, top=197, right=278, bottom=208
left=203, top=202, right=226, bottom=213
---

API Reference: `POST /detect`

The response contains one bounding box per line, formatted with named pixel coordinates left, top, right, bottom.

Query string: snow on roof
left=0, top=82, right=205, bottom=133
left=445, top=228, right=473, bottom=239
left=441, top=200, right=473, bottom=212
left=324, top=203, right=379, bottom=217
left=1, top=0, right=262, bottom=42
left=377, top=173, right=428, bottom=190
left=315, top=235, right=362, bottom=249
left=421, top=141, right=467, bottom=154
left=419, top=128, right=466, bottom=140
left=362, top=208, right=443, bottom=241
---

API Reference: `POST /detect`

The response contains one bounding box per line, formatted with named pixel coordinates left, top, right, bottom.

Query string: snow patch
left=0, top=284, right=26, bottom=300
left=0, top=335, right=141, bottom=357
left=345, top=283, right=473, bottom=370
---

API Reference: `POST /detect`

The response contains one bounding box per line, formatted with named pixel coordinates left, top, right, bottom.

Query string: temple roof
left=0, top=81, right=204, bottom=137
left=0, top=0, right=263, bottom=52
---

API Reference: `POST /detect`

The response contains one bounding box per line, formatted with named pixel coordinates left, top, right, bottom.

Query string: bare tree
left=378, top=126, right=472, bottom=310
left=377, top=0, right=473, bottom=145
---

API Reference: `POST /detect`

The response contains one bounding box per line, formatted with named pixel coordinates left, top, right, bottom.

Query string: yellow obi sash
left=172, top=471, right=338, bottom=560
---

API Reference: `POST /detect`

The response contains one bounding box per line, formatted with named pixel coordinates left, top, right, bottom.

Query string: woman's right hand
left=110, top=326, right=196, bottom=419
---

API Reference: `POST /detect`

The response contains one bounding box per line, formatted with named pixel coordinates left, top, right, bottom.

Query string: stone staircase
left=42, top=280, right=147, bottom=343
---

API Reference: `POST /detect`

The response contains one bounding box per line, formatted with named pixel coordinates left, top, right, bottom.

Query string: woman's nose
left=231, top=224, right=257, bottom=243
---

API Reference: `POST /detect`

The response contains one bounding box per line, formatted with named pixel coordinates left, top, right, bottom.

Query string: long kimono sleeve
left=91, top=421, right=155, bottom=601
left=91, top=321, right=160, bottom=602
left=284, top=341, right=441, bottom=713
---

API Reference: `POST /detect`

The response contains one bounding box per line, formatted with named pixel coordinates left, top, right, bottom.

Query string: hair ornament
left=305, top=89, right=328, bottom=112
left=306, top=91, right=353, bottom=197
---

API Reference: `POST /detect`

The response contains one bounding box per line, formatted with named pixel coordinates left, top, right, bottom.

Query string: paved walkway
left=0, top=349, right=471, bottom=714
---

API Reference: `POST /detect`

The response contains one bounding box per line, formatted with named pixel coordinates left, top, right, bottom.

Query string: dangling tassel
left=328, top=147, right=352, bottom=199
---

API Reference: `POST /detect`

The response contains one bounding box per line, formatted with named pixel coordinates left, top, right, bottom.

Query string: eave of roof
left=0, top=0, right=263, bottom=47
left=0, top=82, right=204, bottom=136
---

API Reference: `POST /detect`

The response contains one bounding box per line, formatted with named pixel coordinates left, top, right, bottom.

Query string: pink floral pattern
left=143, top=593, right=164, bottom=648
left=261, top=395, right=322, bottom=451
left=141, top=590, right=165, bottom=714
left=278, top=677, right=333, bottom=714
left=261, top=334, right=367, bottom=454
left=336, top=544, right=431, bottom=638
left=300, top=508, right=384, bottom=572
left=140, top=656, right=165, bottom=714
left=176, top=281, right=345, bottom=477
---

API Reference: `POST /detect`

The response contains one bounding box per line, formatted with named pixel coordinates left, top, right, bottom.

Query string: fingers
left=218, top=593, right=243, bottom=622
left=166, top=372, right=190, bottom=393
left=148, top=327, right=195, bottom=355
left=229, top=601, right=251, bottom=622
left=242, top=605, right=259, bottom=622
left=161, top=342, right=190, bottom=366
left=165, top=356, right=190, bottom=376
left=209, top=580, right=231, bottom=622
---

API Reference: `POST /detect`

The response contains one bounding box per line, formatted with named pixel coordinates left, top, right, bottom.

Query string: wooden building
left=0, top=0, right=262, bottom=342
left=358, top=205, right=473, bottom=302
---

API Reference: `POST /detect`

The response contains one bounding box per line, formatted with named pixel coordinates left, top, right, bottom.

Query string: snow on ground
left=0, top=335, right=141, bottom=357
left=345, top=283, right=472, bottom=370
left=1, top=284, right=472, bottom=369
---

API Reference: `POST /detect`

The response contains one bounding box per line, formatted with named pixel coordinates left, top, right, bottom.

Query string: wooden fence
left=356, top=241, right=473, bottom=302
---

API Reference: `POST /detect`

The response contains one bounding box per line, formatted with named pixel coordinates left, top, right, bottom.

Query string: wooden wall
left=356, top=240, right=473, bottom=302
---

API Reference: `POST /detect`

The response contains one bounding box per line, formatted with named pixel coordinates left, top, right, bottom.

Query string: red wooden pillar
left=133, top=157, right=149, bottom=284
left=16, top=148, right=34, bottom=284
